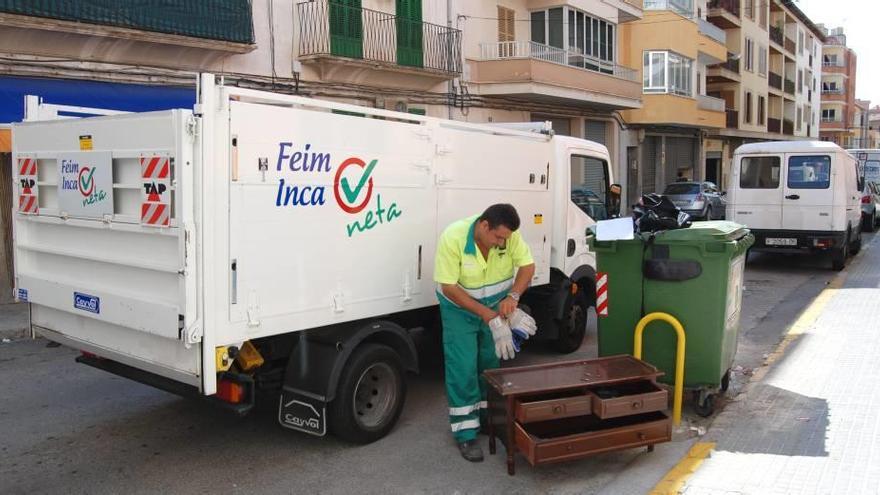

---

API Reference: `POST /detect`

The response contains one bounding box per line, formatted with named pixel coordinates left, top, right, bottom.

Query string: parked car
left=861, top=181, right=880, bottom=232
left=662, top=181, right=726, bottom=220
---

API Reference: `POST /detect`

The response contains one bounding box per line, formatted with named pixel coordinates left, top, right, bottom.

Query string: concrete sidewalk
left=673, top=236, right=880, bottom=494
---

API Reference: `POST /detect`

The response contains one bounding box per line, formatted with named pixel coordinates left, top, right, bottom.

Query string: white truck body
left=12, top=76, right=615, bottom=411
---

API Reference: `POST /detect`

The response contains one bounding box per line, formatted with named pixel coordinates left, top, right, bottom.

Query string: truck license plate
left=766, top=238, right=797, bottom=246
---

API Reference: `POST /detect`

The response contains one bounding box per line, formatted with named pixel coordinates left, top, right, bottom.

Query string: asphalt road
left=0, top=238, right=856, bottom=494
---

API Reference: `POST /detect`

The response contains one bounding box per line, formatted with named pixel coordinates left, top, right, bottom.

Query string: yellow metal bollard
left=634, top=312, right=686, bottom=426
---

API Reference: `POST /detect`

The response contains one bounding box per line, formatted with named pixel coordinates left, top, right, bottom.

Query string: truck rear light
left=217, top=379, right=244, bottom=404
left=862, top=195, right=872, bottom=204
left=813, top=239, right=832, bottom=248
left=80, top=351, right=101, bottom=360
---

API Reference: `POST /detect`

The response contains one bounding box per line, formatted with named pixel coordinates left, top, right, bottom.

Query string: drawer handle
left=631, top=401, right=643, bottom=410
left=553, top=405, right=563, bottom=414
left=566, top=445, right=574, bottom=452
left=637, top=432, right=646, bottom=440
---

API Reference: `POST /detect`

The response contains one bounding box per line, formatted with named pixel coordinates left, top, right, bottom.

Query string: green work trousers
left=439, top=293, right=504, bottom=443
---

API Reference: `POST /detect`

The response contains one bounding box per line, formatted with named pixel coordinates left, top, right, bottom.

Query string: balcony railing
left=644, top=0, right=694, bottom=17
left=784, top=38, right=796, bottom=54
left=822, top=117, right=841, bottom=123
left=783, top=119, right=794, bottom=135
left=479, top=41, right=638, bottom=81
left=698, top=18, right=726, bottom=44
left=698, top=94, right=725, bottom=112
left=770, top=26, right=784, bottom=46
left=768, top=117, right=781, bottom=133
left=708, top=0, right=740, bottom=16
left=784, top=79, right=795, bottom=95
left=823, top=61, right=845, bottom=68
left=769, top=72, right=782, bottom=90
left=715, top=52, right=740, bottom=73
left=822, top=88, right=844, bottom=95
left=726, top=109, right=738, bottom=128
left=297, top=0, right=462, bottom=74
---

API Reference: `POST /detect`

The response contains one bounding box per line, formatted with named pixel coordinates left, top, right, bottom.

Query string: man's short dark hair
left=479, top=204, right=520, bottom=231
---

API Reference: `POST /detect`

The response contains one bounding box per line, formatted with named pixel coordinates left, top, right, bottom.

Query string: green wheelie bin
left=588, top=221, right=754, bottom=416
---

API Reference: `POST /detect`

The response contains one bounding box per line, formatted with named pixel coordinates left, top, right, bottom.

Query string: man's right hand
left=487, top=316, right=515, bottom=360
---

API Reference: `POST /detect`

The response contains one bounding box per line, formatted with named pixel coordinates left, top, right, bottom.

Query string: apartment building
left=702, top=0, right=823, bottom=190
left=616, top=0, right=727, bottom=202
left=850, top=99, right=872, bottom=149
left=818, top=26, right=861, bottom=148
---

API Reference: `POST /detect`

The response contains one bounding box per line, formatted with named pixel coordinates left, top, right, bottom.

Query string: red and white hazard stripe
left=18, top=158, right=37, bottom=176
left=18, top=194, right=38, bottom=215
left=141, top=202, right=169, bottom=227
left=596, top=272, right=609, bottom=317
left=141, top=156, right=170, bottom=180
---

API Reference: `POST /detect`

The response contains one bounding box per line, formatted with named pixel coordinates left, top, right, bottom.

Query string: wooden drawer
left=515, top=394, right=592, bottom=424
left=590, top=381, right=667, bottom=419
left=514, top=412, right=671, bottom=466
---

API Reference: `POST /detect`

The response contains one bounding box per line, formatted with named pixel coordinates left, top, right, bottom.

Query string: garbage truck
left=11, top=74, right=620, bottom=443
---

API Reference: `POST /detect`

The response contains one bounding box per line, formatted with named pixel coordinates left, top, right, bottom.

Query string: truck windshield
left=571, top=155, right=609, bottom=220
left=788, top=155, right=831, bottom=189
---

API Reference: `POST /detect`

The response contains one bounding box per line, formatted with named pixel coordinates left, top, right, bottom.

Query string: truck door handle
left=785, top=194, right=800, bottom=200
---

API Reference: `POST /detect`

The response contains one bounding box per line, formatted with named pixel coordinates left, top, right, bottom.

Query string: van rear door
left=731, top=153, right=783, bottom=230
left=782, top=153, right=834, bottom=231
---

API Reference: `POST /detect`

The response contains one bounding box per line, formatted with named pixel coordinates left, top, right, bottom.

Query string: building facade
left=701, top=0, right=824, bottom=192
left=818, top=26, right=859, bottom=148
left=617, top=0, right=727, bottom=203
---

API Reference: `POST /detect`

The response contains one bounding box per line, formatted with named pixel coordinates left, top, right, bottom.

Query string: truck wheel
left=831, top=232, right=849, bottom=271
left=328, top=344, right=406, bottom=444
left=554, top=291, right=589, bottom=354
left=851, top=227, right=862, bottom=255
left=863, top=213, right=876, bottom=232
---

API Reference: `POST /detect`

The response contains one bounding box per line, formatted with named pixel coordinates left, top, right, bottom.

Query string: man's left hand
left=498, top=296, right=517, bottom=318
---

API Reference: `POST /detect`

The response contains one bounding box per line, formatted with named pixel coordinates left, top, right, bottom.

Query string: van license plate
left=766, top=238, right=797, bottom=246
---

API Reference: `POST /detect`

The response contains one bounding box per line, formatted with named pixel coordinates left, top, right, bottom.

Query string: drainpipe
left=447, top=0, right=454, bottom=120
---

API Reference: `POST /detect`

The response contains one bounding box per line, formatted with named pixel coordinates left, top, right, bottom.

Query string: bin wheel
left=720, top=369, right=731, bottom=393
left=693, top=391, right=716, bottom=418
left=553, top=291, right=589, bottom=354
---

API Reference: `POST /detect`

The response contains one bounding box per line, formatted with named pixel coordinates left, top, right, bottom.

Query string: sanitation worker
left=434, top=203, right=537, bottom=462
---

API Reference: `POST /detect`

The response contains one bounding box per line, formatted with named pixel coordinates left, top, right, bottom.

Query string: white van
left=727, top=141, right=861, bottom=270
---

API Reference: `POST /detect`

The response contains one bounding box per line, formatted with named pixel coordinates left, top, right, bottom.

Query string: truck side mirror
left=609, top=183, right=622, bottom=217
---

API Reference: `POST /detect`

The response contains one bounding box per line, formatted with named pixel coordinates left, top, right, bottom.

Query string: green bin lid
left=653, top=221, right=750, bottom=243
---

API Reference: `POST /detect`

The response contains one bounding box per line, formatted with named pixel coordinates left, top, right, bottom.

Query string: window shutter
left=498, top=7, right=515, bottom=43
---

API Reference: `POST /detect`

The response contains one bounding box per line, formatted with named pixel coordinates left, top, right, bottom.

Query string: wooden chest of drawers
left=483, top=355, right=672, bottom=475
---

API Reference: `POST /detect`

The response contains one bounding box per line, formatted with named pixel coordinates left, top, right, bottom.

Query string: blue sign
left=17, top=288, right=28, bottom=302
left=74, top=292, right=100, bottom=314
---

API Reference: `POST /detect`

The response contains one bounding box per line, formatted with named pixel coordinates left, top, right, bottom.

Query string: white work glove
left=507, top=308, right=537, bottom=338
left=488, top=315, right=515, bottom=361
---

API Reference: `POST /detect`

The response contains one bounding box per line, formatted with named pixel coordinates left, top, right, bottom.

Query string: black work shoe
left=458, top=440, right=484, bottom=462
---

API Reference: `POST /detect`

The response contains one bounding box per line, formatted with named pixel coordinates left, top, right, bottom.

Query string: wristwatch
left=507, top=291, right=521, bottom=302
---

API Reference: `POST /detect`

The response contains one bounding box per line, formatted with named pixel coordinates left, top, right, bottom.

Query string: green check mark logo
left=340, top=159, right=377, bottom=204
left=80, top=168, right=95, bottom=191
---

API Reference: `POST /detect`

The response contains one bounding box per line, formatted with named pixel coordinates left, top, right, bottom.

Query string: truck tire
left=851, top=227, right=862, bottom=255
left=862, top=212, right=876, bottom=233
left=328, top=343, right=406, bottom=444
left=554, top=291, right=589, bottom=354
left=831, top=231, right=849, bottom=271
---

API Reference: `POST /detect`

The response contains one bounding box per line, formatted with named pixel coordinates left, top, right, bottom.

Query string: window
left=740, top=156, right=780, bottom=189
left=759, top=0, right=768, bottom=28
left=758, top=45, right=767, bottom=76
left=797, top=107, right=802, bottom=131
left=498, top=7, right=515, bottom=43
left=799, top=31, right=805, bottom=55
left=745, top=38, right=754, bottom=72
left=758, top=96, right=766, bottom=125
left=822, top=109, right=837, bottom=121
left=788, top=155, right=831, bottom=189
left=745, top=91, right=753, bottom=124
left=642, top=51, right=692, bottom=96
left=797, top=70, right=803, bottom=93
left=531, top=7, right=616, bottom=63
left=744, top=0, right=755, bottom=19
left=571, top=156, right=610, bottom=220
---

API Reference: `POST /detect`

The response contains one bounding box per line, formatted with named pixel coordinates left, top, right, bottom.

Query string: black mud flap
left=278, top=387, right=327, bottom=437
